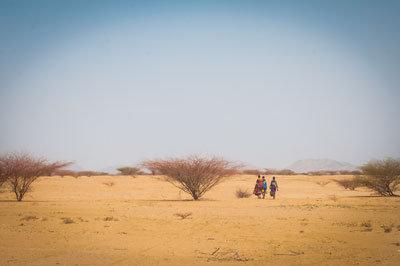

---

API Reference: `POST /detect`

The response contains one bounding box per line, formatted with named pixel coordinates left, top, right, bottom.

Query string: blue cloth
left=263, top=180, right=267, bottom=189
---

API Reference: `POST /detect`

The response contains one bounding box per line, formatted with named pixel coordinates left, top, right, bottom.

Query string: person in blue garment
left=262, top=176, right=267, bottom=199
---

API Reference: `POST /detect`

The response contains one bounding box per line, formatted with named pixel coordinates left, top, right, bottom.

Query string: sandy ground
left=0, top=174, right=399, bottom=266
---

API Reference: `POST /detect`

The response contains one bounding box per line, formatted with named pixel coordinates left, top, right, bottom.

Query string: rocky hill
left=287, top=159, right=358, bottom=173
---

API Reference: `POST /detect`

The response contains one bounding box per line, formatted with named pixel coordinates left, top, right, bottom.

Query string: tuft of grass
left=174, top=212, right=192, bottom=220
left=315, top=180, right=331, bottom=187
left=381, top=224, right=394, bottom=233
left=21, top=216, right=38, bottom=221
left=328, top=194, right=339, bottom=202
left=61, top=217, right=75, bottom=224
left=104, top=216, right=119, bottom=221
left=235, top=188, right=251, bottom=198
left=103, top=181, right=115, bottom=187
left=361, top=222, right=372, bottom=228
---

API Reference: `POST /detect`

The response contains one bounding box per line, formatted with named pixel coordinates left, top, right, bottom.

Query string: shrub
left=235, top=188, right=251, bottom=198
left=104, top=216, right=119, bottom=221
left=174, top=212, right=192, bottom=219
left=332, top=178, right=359, bottom=190
left=264, top=168, right=296, bottom=175
left=328, top=194, right=338, bottom=202
left=53, top=169, right=78, bottom=177
left=242, top=169, right=262, bottom=175
left=75, top=171, right=102, bottom=177
left=361, top=222, right=372, bottom=228
left=0, top=153, right=71, bottom=201
left=142, top=155, right=240, bottom=200
left=315, top=180, right=331, bottom=187
left=353, top=158, right=400, bottom=196
left=381, top=224, right=394, bottom=233
left=0, top=166, right=7, bottom=188
left=103, top=181, right=115, bottom=187
left=61, top=217, right=74, bottom=224
left=21, top=215, right=38, bottom=221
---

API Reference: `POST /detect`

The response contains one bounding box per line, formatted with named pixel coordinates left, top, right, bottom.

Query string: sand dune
left=0, top=175, right=399, bottom=265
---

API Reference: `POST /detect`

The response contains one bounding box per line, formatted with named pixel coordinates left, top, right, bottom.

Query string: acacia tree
left=353, top=158, right=400, bottom=196
left=117, top=167, right=142, bottom=176
left=0, top=153, right=71, bottom=201
left=0, top=167, right=6, bottom=188
left=142, top=156, right=240, bottom=200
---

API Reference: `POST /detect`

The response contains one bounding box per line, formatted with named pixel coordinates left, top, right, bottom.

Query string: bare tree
left=353, top=158, right=400, bottom=196
left=142, top=155, right=240, bottom=200
left=0, top=153, right=71, bottom=201
left=0, top=169, right=6, bottom=189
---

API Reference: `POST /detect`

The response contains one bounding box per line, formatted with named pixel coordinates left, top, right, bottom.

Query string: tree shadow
left=348, top=195, right=400, bottom=198
left=134, top=198, right=217, bottom=202
left=0, top=199, right=58, bottom=203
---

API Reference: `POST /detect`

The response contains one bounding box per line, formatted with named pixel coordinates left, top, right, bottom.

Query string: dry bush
left=174, top=212, right=192, bottom=219
left=61, top=217, right=74, bottom=224
left=142, top=155, right=241, bottom=200
left=332, top=178, right=359, bottom=190
left=277, top=169, right=296, bottom=175
left=361, top=222, right=372, bottom=228
left=242, top=169, right=262, bottom=175
left=264, top=168, right=296, bottom=175
left=0, top=153, right=71, bottom=201
left=103, top=181, right=115, bottom=187
left=53, top=169, right=77, bottom=177
left=307, top=170, right=361, bottom=176
left=315, top=180, right=331, bottom=187
left=354, top=158, right=400, bottom=196
left=104, top=216, right=119, bottom=221
left=235, top=188, right=251, bottom=198
left=328, top=194, right=338, bottom=202
left=75, top=171, right=103, bottom=177
left=381, top=224, right=394, bottom=233
left=21, top=215, right=38, bottom=221
left=0, top=166, right=7, bottom=188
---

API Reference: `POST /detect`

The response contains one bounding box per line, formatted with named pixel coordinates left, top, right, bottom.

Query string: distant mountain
left=287, top=159, right=358, bottom=173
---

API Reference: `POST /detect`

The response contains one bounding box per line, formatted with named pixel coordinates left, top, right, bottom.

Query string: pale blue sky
left=1, top=0, right=399, bottom=171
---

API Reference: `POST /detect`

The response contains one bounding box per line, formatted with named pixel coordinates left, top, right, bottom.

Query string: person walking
left=253, top=175, right=263, bottom=198
left=262, top=176, right=267, bottom=199
left=270, top=176, right=278, bottom=199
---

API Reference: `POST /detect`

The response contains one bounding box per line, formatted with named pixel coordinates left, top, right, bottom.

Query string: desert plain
left=0, top=174, right=399, bottom=266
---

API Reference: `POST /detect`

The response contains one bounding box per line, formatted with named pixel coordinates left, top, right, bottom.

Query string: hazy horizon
left=1, top=0, right=399, bottom=171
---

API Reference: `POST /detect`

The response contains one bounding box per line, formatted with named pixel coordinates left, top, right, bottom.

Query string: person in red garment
left=253, top=175, right=263, bottom=198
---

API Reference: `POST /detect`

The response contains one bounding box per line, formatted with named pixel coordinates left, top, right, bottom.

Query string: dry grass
left=315, top=180, right=331, bottom=187
left=174, top=212, right=192, bottom=220
left=235, top=188, right=251, bottom=198
left=328, top=194, right=339, bottom=202
left=61, top=217, right=74, bottom=224
left=361, top=222, right=372, bottom=228
left=104, top=216, right=119, bottom=221
left=381, top=224, right=394, bottom=233
left=1, top=174, right=399, bottom=266
left=103, top=181, right=115, bottom=187
left=21, top=215, right=38, bottom=221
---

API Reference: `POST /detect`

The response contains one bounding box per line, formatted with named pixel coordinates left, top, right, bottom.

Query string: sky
left=0, top=0, right=399, bottom=171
